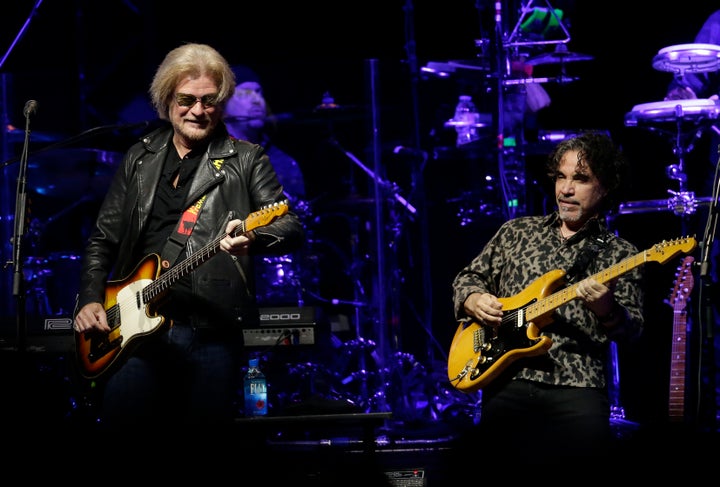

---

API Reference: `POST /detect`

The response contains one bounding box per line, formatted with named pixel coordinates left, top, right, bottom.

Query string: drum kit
left=621, top=43, right=720, bottom=217
left=4, top=145, right=123, bottom=319
left=421, top=3, right=595, bottom=224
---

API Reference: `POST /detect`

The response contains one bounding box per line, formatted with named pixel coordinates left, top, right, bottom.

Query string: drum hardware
left=22, top=252, right=81, bottom=316
left=524, top=43, right=594, bottom=66
left=625, top=41, right=720, bottom=218
left=420, top=59, right=491, bottom=79
left=3, top=124, right=63, bottom=144
left=443, top=114, right=493, bottom=130
left=25, top=148, right=123, bottom=199
left=502, top=75, right=578, bottom=86
left=617, top=191, right=715, bottom=216
left=421, top=63, right=578, bottom=86
left=625, top=98, right=716, bottom=212
left=448, top=182, right=504, bottom=227
left=652, top=43, right=720, bottom=75
left=505, top=0, right=571, bottom=49
left=625, top=99, right=720, bottom=126
left=23, top=256, right=54, bottom=316
left=329, top=138, right=416, bottom=216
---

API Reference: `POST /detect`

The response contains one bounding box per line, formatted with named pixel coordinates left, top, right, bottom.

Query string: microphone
left=23, top=100, right=38, bottom=117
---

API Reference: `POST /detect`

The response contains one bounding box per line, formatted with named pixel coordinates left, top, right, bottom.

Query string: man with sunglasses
left=73, top=43, right=304, bottom=435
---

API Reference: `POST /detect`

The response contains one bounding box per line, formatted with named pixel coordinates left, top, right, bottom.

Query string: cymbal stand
left=327, top=58, right=416, bottom=411
left=668, top=111, right=701, bottom=193
left=328, top=140, right=417, bottom=218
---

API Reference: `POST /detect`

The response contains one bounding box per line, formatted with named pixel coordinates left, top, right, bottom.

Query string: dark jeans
left=475, top=379, right=612, bottom=458
left=99, top=322, right=241, bottom=433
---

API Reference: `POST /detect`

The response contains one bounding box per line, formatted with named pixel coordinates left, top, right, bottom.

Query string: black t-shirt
left=140, top=145, right=204, bottom=321
left=141, top=146, right=203, bottom=258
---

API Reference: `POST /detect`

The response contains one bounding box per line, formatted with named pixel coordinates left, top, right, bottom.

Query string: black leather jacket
left=76, top=124, right=304, bottom=328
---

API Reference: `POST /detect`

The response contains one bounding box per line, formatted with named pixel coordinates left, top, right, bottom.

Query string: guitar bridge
left=88, top=335, right=122, bottom=363
left=472, top=326, right=488, bottom=352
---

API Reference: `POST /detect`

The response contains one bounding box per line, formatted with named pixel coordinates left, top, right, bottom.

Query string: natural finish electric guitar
left=75, top=201, right=289, bottom=379
left=447, top=236, right=697, bottom=394
left=666, top=255, right=694, bottom=421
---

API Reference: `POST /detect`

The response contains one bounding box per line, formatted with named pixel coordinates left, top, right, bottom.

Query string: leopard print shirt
left=451, top=213, right=644, bottom=388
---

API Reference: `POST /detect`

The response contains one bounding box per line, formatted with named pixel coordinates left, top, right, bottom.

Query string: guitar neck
left=526, top=250, right=648, bottom=322
left=143, top=232, right=227, bottom=303
left=139, top=201, right=287, bottom=305
left=668, top=311, right=688, bottom=420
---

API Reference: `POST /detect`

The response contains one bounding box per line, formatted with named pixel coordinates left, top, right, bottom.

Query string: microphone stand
left=0, top=0, right=45, bottom=328
left=8, top=105, right=35, bottom=351
left=699, top=149, right=720, bottom=338
left=695, top=144, right=720, bottom=431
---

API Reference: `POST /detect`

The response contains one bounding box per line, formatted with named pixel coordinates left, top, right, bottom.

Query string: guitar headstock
left=647, top=236, right=697, bottom=265
left=666, top=255, right=695, bottom=311
left=246, top=200, right=289, bottom=232
left=229, top=200, right=290, bottom=238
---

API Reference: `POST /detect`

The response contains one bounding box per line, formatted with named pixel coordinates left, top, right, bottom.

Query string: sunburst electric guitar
left=447, top=236, right=697, bottom=394
left=75, top=201, right=289, bottom=379
left=666, top=255, right=694, bottom=422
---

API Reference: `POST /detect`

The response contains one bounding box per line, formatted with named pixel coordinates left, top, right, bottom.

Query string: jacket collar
left=141, top=122, right=237, bottom=159
left=140, top=123, right=233, bottom=205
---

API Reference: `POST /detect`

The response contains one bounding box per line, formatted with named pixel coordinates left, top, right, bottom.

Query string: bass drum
left=254, top=253, right=305, bottom=307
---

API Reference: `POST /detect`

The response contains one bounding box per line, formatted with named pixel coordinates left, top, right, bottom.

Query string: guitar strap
left=159, top=158, right=225, bottom=271
left=564, top=233, right=610, bottom=284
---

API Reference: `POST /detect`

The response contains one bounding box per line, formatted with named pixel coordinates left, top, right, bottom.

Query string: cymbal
left=28, top=148, right=122, bottom=198
left=421, top=59, right=491, bottom=78
left=526, top=44, right=594, bottom=66
left=4, top=125, right=64, bottom=143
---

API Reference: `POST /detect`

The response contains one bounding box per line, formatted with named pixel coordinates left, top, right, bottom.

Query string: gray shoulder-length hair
left=149, top=42, right=236, bottom=120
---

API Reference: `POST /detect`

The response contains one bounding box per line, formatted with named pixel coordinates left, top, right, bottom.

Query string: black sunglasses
left=174, top=93, right=219, bottom=108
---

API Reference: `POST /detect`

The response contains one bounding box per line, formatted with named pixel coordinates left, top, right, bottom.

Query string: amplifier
left=243, top=306, right=319, bottom=347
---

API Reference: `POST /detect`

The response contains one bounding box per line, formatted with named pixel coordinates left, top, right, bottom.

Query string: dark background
left=1, top=1, right=718, bottom=429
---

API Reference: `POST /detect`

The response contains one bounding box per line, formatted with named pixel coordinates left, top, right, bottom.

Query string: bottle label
left=245, top=379, right=268, bottom=416
left=249, top=382, right=266, bottom=394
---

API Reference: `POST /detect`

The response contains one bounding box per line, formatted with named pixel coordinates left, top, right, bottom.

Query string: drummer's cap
left=231, top=65, right=261, bottom=85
